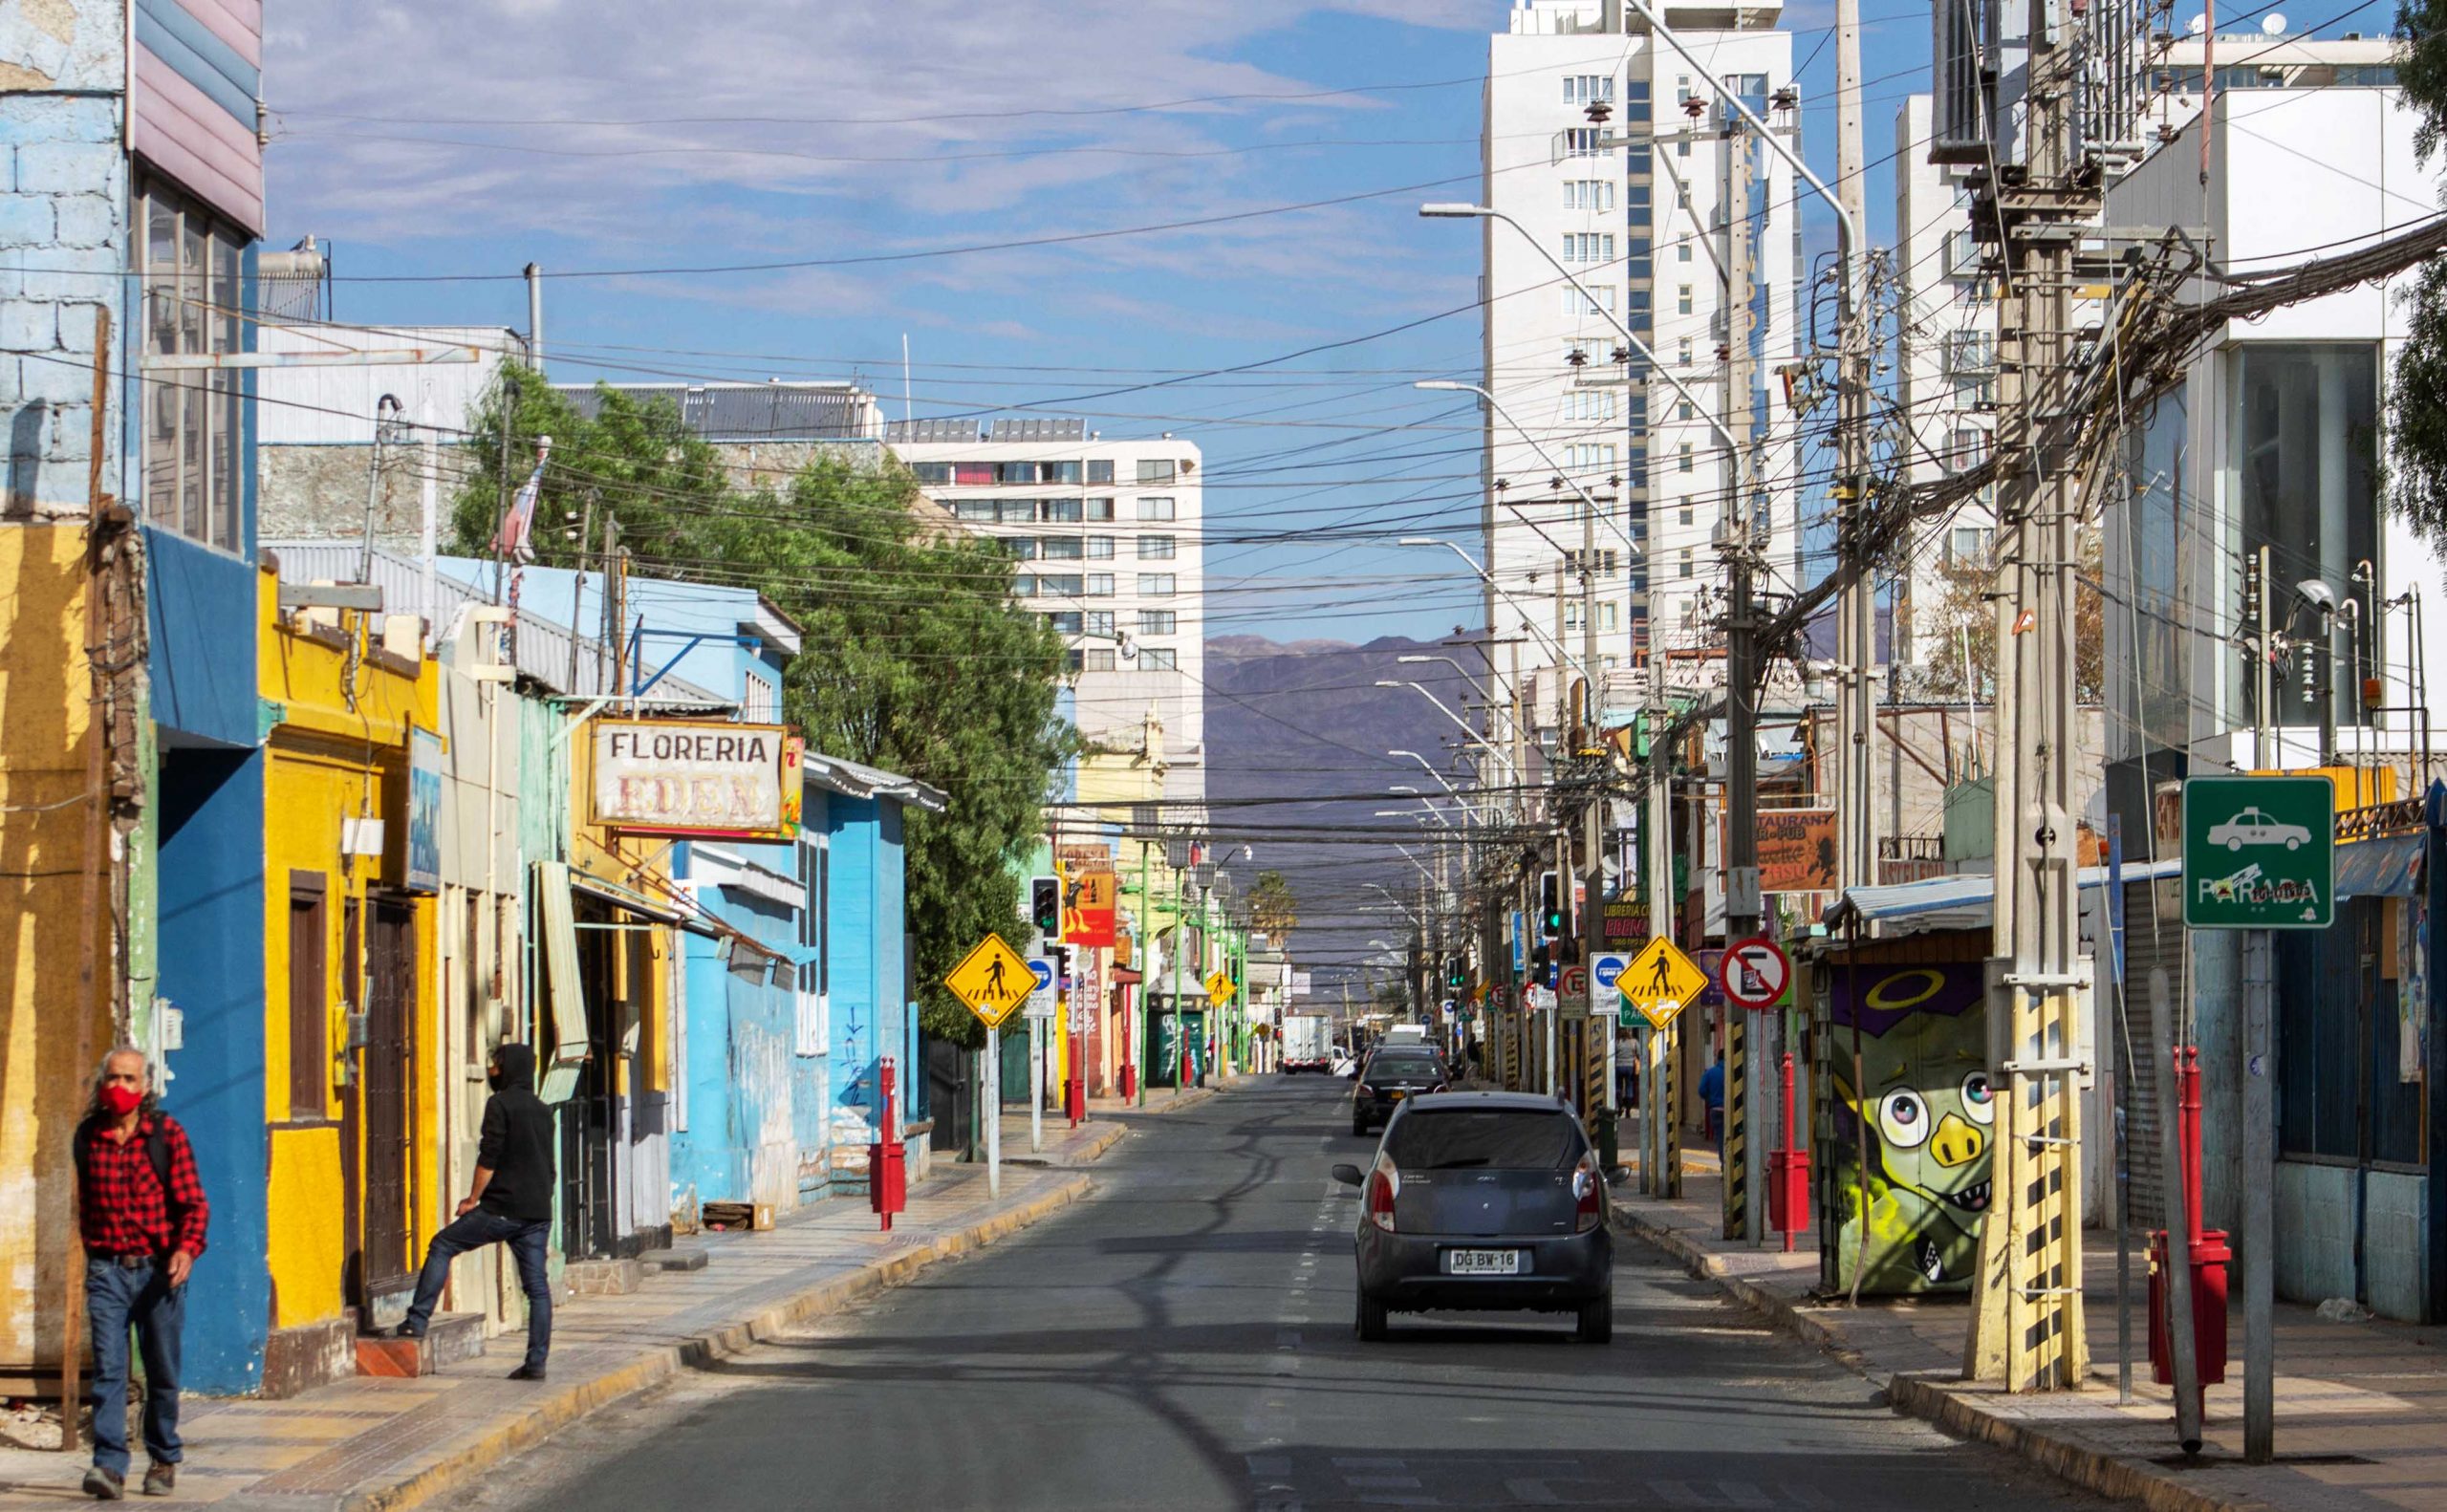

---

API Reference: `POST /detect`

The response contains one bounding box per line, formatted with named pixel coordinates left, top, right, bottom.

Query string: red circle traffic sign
left=1720, top=936, right=1791, bottom=1010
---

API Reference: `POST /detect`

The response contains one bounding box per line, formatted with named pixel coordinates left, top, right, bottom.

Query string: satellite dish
left=2187, top=12, right=2207, bottom=32
left=2263, top=12, right=2287, bottom=32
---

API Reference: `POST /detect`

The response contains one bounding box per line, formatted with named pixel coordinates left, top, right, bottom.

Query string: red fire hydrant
left=869, top=1057, right=906, bottom=1231
left=2148, top=1045, right=2228, bottom=1409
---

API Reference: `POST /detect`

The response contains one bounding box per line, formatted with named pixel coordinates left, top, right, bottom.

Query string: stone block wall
left=1, top=70, right=128, bottom=519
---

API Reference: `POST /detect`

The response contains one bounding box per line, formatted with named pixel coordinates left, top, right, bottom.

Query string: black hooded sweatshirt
left=477, top=1044, right=555, bottom=1222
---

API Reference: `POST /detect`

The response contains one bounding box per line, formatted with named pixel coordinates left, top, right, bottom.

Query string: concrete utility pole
left=1720, top=133, right=1764, bottom=1242
left=1962, top=0, right=2092, bottom=1391
left=1832, top=0, right=1879, bottom=898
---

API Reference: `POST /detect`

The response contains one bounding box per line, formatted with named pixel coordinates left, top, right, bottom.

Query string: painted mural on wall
left=1820, top=960, right=1993, bottom=1295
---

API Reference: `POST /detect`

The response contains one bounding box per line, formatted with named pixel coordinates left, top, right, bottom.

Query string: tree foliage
left=1247, top=870, right=1299, bottom=943
left=450, top=366, right=1073, bottom=1046
left=2385, top=0, right=2447, bottom=550
left=1905, top=529, right=2105, bottom=705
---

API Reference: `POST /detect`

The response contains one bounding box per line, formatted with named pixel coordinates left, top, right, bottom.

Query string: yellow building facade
left=257, top=565, right=441, bottom=1376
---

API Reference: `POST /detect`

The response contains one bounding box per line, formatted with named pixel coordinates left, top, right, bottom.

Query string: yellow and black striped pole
left=1722, top=1011, right=1748, bottom=1240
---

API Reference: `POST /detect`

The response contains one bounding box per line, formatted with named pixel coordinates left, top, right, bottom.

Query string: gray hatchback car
left=1333, top=1091, right=1613, bottom=1343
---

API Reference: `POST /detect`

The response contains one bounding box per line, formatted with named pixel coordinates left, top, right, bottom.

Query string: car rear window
left=1384, top=1109, right=1580, bottom=1171
left=1367, top=1052, right=1440, bottom=1078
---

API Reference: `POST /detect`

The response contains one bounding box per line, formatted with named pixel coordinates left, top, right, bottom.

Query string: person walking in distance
left=75, top=1048, right=208, bottom=1501
left=390, top=1044, right=555, bottom=1380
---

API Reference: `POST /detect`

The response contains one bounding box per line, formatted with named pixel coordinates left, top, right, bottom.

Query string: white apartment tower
left=1892, top=93, right=1999, bottom=678
left=1480, top=0, right=1803, bottom=735
left=887, top=419, right=1207, bottom=810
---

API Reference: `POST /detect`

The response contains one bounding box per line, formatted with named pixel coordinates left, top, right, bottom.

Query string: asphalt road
left=475, top=1078, right=2110, bottom=1512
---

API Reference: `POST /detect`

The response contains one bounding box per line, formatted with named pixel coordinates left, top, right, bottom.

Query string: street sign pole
left=1029, top=1012, right=1044, bottom=1155
left=2243, top=927, right=2275, bottom=1463
left=985, top=1026, right=1002, bottom=1199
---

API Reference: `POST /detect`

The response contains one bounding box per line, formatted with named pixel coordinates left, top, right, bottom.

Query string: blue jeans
left=401, top=1208, right=552, bottom=1371
left=86, top=1257, right=183, bottom=1477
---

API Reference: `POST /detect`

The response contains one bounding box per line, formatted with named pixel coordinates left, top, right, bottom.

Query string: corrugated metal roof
left=261, top=540, right=726, bottom=705
left=802, top=750, right=948, bottom=812
left=554, top=382, right=882, bottom=443
left=1819, top=856, right=2184, bottom=937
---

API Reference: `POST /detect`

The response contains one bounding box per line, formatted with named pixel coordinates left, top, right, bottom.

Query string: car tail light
left=1365, top=1152, right=1400, bottom=1232
left=1572, top=1153, right=1603, bottom=1233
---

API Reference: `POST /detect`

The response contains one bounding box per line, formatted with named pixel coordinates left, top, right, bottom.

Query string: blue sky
left=260, top=0, right=2368, bottom=643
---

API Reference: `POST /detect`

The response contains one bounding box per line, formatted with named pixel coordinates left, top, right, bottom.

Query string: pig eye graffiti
left=1878, top=1089, right=1932, bottom=1148
left=1961, top=1071, right=1995, bottom=1126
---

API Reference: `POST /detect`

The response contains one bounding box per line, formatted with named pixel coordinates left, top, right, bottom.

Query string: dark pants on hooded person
left=400, top=1209, right=552, bottom=1371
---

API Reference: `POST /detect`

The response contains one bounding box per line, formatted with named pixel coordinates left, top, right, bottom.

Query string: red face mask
left=100, top=1084, right=142, bottom=1118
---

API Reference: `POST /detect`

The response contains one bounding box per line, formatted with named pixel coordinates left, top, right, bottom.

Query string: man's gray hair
left=86, top=1045, right=159, bottom=1123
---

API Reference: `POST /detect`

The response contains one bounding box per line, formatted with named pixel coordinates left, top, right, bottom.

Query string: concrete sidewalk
left=1615, top=1165, right=2447, bottom=1512
left=0, top=1105, right=1187, bottom=1511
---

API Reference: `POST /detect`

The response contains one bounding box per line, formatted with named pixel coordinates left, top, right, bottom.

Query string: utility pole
left=1720, top=122, right=1764, bottom=1242
left=1832, top=0, right=1879, bottom=899
left=1962, top=0, right=2091, bottom=1390
left=525, top=262, right=545, bottom=377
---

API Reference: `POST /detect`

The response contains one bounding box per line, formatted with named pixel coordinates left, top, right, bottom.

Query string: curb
left=350, top=1174, right=1095, bottom=1512
left=1611, top=1199, right=2249, bottom=1512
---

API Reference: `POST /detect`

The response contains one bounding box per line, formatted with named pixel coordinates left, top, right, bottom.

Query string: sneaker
left=81, top=1466, right=125, bottom=1501
left=384, top=1323, right=425, bottom=1341
left=141, top=1463, right=175, bottom=1498
left=506, top=1363, right=547, bottom=1382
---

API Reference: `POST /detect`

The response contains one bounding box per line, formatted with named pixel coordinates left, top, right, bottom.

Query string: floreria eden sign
left=592, top=719, right=802, bottom=838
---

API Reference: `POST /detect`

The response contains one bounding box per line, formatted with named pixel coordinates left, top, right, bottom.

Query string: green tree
left=449, top=367, right=1072, bottom=1045
left=1247, top=870, right=1299, bottom=943
left=2386, top=0, right=2447, bottom=549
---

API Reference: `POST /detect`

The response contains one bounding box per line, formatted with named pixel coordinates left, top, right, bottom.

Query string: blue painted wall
left=155, top=746, right=268, bottom=1393
left=147, top=530, right=259, bottom=746
left=790, top=788, right=833, bottom=1197
left=829, top=796, right=882, bottom=1134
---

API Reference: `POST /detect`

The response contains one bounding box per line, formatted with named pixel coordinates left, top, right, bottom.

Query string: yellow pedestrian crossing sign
left=1205, top=970, right=1237, bottom=1005
left=1619, top=937, right=1706, bottom=1031
left=946, top=935, right=1035, bottom=1029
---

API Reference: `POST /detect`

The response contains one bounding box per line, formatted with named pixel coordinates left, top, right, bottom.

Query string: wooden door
left=360, top=899, right=417, bottom=1297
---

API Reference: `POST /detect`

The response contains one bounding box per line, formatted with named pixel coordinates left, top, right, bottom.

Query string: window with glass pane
left=957, top=500, right=997, bottom=522
left=796, top=839, right=827, bottom=1055
left=1085, top=535, right=1115, bottom=558
left=1041, top=498, right=1083, bottom=523
left=1040, top=574, right=1083, bottom=595
left=1138, top=609, right=1176, bottom=634
left=954, top=463, right=994, bottom=486
left=1139, top=647, right=1179, bottom=671
left=1014, top=575, right=1038, bottom=597
left=1005, top=537, right=1038, bottom=559
left=1083, top=574, right=1115, bottom=596
left=1048, top=461, right=1083, bottom=484
left=1047, top=612, right=1084, bottom=635
left=1137, top=497, right=1176, bottom=522
left=1137, top=459, right=1177, bottom=485
left=1083, top=648, right=1116, bottom=672
left=1040, top=536, right=1084, bottom=560
left=1087, top=459, right=1115, bottom=484
left=1087, top=498, right=1115, bottom=521
left=1085, top=611, right=1115, bottom=637
left=911, top=462, right=953, bottom=486
left=999, top=500, right=1035, bottom=524
left=139, top=181, right=247, bottom=552
left=1138, top=574, right=1176, bottom=597
left=1137, top=535, right=1175, bottom=560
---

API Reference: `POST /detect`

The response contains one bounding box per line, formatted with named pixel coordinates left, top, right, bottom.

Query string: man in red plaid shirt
left=74, top=1048, right=207, bottom=1501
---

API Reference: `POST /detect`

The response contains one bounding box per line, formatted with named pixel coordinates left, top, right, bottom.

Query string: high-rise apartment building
left=886, top=419, right=1207, bottom=812
left=1479, top=0, right=1803, bottom=737
left=1892, top=93, right=1999, bottom=678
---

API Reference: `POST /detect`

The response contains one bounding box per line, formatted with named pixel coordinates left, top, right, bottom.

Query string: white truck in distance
left=1282, top=1014, right=1332, bottom=1072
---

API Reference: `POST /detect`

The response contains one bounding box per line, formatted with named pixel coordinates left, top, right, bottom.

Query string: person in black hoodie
left=392, top=1043, right=556, bottom=1379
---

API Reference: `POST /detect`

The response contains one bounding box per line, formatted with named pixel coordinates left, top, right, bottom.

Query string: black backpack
left=73, top=1113, right=174, bottom=1196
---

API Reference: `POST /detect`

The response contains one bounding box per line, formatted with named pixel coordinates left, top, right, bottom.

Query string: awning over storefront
left=1823, top=856, right=2185, bottom=938
left=2336, top=833, right=2425, bottom=898
left=536, top=861, right=591, bottom=1104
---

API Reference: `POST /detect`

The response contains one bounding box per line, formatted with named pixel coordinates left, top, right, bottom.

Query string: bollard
left=869, top=1057, right=907, bottom=1231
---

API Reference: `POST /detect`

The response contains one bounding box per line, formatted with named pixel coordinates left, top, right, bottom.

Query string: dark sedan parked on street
left=1333, top=1091, right=1613, bottom=1343
left=1348, top=1046, right=1448, bottom=1137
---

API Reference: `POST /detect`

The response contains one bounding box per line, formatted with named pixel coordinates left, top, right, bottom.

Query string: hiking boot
left=141, top=1462, right=175, bottom=1497
left=81, top=1466, right=125, bottom=1501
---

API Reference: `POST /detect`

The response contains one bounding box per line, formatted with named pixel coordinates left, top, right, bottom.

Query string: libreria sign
left=592, top=719, right=800, bottom=838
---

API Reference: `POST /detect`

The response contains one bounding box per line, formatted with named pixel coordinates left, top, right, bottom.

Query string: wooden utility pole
left=1720, top=135, right=1762, bottom=1242
left=1963, top=0, right=2092, bottom=1389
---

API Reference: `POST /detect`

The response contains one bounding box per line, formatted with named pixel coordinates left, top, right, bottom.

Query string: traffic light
left=1029, top=875, right=1060, bottom=935
left=1444, top=953, right=1465, bottom=989
left=1538, top=871, right=1563, bottom=939
left=1530, top=941, right=1551, bottom=979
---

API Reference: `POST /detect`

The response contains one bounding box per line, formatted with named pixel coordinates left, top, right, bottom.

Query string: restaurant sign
left=593, top=720, right=802, bottom=839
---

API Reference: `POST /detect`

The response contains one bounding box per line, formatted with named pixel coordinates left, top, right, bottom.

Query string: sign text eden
left=593, top=719, right=802, bottom=838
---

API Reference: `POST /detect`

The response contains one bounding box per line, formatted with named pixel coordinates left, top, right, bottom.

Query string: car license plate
left=1389, top=1090, right=1405, bottom=1101
left=1444, top=1248, right=1523, bottom=1276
